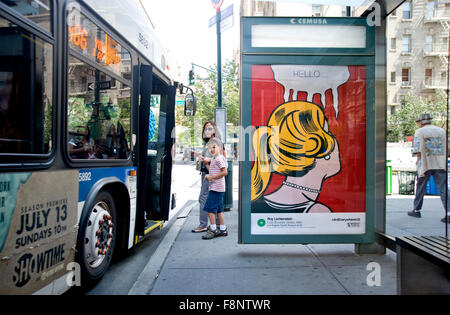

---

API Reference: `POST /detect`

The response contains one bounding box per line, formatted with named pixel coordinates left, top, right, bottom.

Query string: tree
left=176, top=59, right=240, bottom=147
left=387, top=90, right=447, bottom=142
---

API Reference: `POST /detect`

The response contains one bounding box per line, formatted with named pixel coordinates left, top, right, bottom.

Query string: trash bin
left=386, top=160, right=392, bottom=195
left=223, top=160, right=233, bottom=211
left=398, top=171, right=416, bottom=195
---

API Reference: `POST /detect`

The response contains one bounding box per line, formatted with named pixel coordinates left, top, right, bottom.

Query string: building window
left=442, top=37, right=448, bottom=51
left=391, top=72, right=396, bottom=83
left=425, top=36, right=433, bottom=52
left=402, top=2, right=411, bottom=19
left=402, top=35, right=411, bottom=53
left=425, top=68, right=433, bottom=85
left=400, top=95, right=407, bottom=107
left=390, top=106, right=396, bottom=115
left=426, top=1, right=436, bottom=19
left=254, top=1, right=264, bottom=16
left=402, top=68, right=411, bottom=86
left=341, top=6, right=354, bottom=17
left=312, top=4, right=322, bottom=17
left=390, top=37, right=396, bottom=50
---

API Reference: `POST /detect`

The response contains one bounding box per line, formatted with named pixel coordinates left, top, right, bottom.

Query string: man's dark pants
left=414, top=169, right=448, bottom=211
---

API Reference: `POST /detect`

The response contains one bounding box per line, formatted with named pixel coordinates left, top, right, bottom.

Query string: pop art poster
left=250, top=65, right=367, bottom=235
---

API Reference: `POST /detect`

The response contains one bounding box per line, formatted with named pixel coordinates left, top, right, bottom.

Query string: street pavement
left=148, top=200, right=397, bottom=295
left=127, top=162, right=449, bottom=295
left=386, top=194, right=448, bottom=237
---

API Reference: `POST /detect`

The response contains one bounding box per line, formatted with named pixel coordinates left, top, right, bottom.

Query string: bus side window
left=67, top=56, right=131, bottom=160
left=0, top=19, right=54, bottom=156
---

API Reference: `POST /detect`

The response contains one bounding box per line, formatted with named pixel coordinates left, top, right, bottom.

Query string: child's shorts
left=204, top=191, right=225, bottom=214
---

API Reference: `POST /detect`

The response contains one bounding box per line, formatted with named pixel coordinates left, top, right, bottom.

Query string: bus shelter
left=238, top=0, right=431, bottom=252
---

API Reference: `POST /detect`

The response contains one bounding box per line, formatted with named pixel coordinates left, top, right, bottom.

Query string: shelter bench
left=396, top=236, right=450, bottom=295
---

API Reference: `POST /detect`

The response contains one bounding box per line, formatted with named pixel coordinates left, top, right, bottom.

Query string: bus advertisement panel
left=250, top=64, right=367, bottom=235
left=0, top=171, right=78, bottom=294
left=239, top=17, right=375, bottom=244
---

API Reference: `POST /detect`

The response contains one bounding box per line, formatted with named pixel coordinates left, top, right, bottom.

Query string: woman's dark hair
left=202, top=121, right=217, bottom=143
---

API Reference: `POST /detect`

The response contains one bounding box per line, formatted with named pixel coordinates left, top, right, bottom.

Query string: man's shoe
left=407, top=210, right=421, bottom=218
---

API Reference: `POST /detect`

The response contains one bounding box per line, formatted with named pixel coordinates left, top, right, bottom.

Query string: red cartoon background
left=250, top=65, right=366, bottom=213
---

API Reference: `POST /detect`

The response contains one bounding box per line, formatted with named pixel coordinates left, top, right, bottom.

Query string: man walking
left=408, top=113, right=449, bottom=223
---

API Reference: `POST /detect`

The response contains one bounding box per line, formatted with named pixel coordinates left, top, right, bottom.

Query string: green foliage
left=43, top=97, right=53, bottom=151
left=176, top=59, right=240, bottom=147
left=387, top=90, right=447, bottom=142
left=67, top=97, right=92, bottom=131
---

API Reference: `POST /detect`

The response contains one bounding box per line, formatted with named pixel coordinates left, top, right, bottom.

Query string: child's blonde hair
left=207, top=137, right=223, bottom=150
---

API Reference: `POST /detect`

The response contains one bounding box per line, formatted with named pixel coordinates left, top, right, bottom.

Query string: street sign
left=175, top=100, right=185, bottom=106
left=208, top=4, right=233, bottom=28
left=219, top=14, right=233, bottom=32
left=214, top=107, right=227, bottom=143
left=88, top=81, right=111, bottom=91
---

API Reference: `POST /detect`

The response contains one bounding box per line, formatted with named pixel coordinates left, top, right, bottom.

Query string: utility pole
left=215, top=2, right=223, bottom=109
left=211, top=0, right=232, bottom=211
left=211, top=0, right=226, bottom=141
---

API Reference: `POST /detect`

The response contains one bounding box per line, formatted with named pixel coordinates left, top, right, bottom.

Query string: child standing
left=202, top=137, right=228, bottom=240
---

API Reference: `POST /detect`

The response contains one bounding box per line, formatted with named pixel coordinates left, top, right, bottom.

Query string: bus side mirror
left=184, top=94, right=196, bottom=116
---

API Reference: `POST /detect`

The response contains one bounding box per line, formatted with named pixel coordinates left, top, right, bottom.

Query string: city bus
left=0, top=0, right=179, bottom=294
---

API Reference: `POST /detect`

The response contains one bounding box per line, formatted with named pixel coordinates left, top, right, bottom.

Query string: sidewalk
left=134, top=201, right=396, bottom=295
left=129, top=193, right=448, bottom=295
left=386, top=195, right=448, bottom=237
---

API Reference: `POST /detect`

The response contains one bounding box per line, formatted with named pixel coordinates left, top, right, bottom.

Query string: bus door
left=136, top=64, right=175, bottom=235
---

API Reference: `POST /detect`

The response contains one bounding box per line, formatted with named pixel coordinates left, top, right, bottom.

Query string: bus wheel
left=77, top=190, right=117, bottom=284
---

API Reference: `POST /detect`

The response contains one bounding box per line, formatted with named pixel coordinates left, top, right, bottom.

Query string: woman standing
left=192, top=121, right=221, bottom=233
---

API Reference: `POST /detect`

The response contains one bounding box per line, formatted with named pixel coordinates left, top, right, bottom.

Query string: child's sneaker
left=202, top=226, right=218, bottom=240
left=216, top=228, right=228, bottom=237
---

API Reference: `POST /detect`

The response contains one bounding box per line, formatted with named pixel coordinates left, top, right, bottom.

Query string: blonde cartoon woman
left=251, top=101, right=341, bottom=213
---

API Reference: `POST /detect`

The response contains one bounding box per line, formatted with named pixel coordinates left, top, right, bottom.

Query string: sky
left=139, top=0, right=373, bottom=84
left=141, top=0, right=241, bottom=83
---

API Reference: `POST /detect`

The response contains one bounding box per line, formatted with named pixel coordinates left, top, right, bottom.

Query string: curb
left=127, top=201, right=198, bottom=295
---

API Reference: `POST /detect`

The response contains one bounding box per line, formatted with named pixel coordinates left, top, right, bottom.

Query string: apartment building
left=241, top=0, right=352, bottom=17
left=386, top=0, right=449, bottom=115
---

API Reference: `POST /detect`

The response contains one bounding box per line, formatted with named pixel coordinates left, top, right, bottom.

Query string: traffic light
left=188, top=69, right=195, bottom=85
